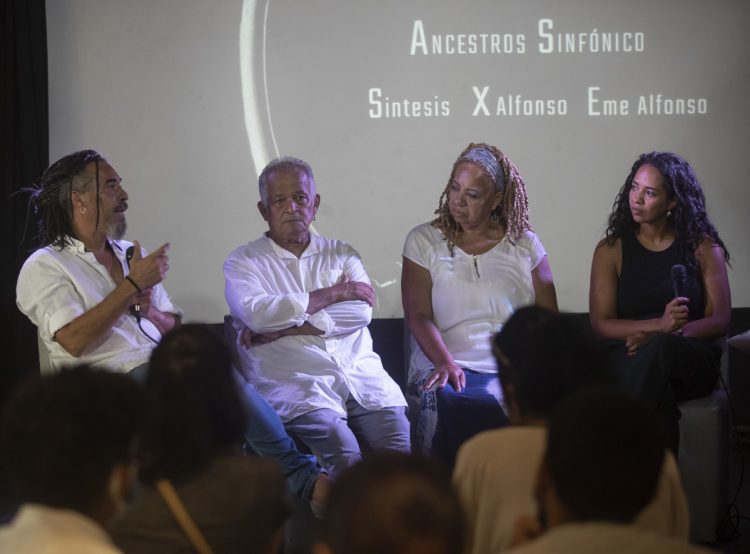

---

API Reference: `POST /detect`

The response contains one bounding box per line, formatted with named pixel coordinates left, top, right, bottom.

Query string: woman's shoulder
left=591, top=236, right=623, bottom=274
left=594, top=235, right=622, bottom=253
left=693, top=236, right=728, bottom=268
left=517, top=229, right=541, bottom=244
left=403, top=222, right=446, bottom=267
left=408, top=221, right=442, bottom=237
left=510, top=229, right=546, bottom=253
left=595, top=227, right=634, bottom=247
left=694, top=235, right=722, bottom=254
left=405, top=221, right=443, bottom=247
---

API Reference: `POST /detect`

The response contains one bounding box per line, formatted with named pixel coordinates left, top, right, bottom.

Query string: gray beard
left=107, top=218, right=127, bottom=240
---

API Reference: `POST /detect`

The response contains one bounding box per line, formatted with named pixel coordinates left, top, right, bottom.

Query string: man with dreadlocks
left=589, top=151, right=732, bottom=453
left=16, top=150, right=181, bottom=375
left=401, top=142, right=558, bottom=468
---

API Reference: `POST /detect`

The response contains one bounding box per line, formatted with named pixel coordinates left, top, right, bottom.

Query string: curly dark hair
left=431, top=142, right=530, bottom=255
left=604, top=152, right=730, bottom=269
left=22, top=149, right=105, bottom=249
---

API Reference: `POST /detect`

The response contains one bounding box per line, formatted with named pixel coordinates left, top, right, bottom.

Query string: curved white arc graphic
left=260, top=1, right=279, bottom=158
left=239, top=0, right=318, bottom=236
left=239, top=0, right=278, bottom=178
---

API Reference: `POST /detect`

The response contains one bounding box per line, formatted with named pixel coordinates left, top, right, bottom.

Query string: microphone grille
left=670, top=264, right=686, bottom=279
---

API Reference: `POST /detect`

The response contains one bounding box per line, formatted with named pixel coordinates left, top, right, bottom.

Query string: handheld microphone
left=125, top=246, right=142, bottom=322
left=670, top=264, right=687, bottom=298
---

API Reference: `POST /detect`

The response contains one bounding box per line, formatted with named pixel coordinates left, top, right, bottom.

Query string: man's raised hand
left=128, top=240, right=170, bottom=290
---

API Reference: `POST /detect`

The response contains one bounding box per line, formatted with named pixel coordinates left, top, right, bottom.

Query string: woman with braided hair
left=589, top=151, right=731, bottom=452
left=401, top=142, right=558, bottom=466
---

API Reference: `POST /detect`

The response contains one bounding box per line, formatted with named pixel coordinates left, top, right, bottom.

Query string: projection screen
left=47, top=0, right=750, bottom=320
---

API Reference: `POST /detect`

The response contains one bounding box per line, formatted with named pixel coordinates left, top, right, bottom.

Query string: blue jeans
left=410, top=368, right=509, bottom=470
left=234, top=376, right=323, bottom=500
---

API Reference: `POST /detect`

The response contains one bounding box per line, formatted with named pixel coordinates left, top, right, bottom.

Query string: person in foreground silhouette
left=507, top=387, right=712, bottom=554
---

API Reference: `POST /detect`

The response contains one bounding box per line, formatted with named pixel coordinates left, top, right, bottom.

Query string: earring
left=80, top=207, right=87, bottom=215
left=490, top=211, right=499, bottom=223
left=667, top=210, right=672, bottom=218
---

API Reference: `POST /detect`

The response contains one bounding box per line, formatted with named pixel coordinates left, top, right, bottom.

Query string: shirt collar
left=263, top=233, right=320, bottom=258
left=61, top=236, right=88, bottom=254
left=61, top=236, right=124, bottom=256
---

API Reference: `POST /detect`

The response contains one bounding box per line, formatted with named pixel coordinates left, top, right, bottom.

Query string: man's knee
left=288, top=409, right=340, bottom=438
left=287, top=411, right=361, bottom=453
left=366, top=406, right=411, bottom=453
left=286, top=410, right=362, bottom=476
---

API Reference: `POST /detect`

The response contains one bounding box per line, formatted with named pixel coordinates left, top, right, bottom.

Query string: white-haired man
left=224, top=157, right=410, bottom=476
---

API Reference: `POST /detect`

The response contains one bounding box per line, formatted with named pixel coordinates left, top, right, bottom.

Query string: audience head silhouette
left=141, top=323, right=247, bottom=482
left=1, top=366, right=146, bottom=524
left=316, top=452, right=466, bottom=554
left=494, top=307, right=612, bottom=423
left=540, top=386, right=666, bottom=525
left=112, top=324, right=289, bottom=554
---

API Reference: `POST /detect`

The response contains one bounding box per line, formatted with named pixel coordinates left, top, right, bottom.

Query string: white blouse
left=403, top=222, right=546, bottom=375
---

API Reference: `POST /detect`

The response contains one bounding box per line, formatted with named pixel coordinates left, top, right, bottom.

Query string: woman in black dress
left=589, top=152, right=731, bottom=451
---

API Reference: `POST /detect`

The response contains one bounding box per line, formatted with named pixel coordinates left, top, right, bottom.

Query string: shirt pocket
left=316, top=269, right=343, bottom=289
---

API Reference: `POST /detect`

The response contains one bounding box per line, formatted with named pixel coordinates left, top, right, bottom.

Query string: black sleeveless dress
left=617, top=234, right=704, bottom=321
left=606, top=234, right=720, bottom=452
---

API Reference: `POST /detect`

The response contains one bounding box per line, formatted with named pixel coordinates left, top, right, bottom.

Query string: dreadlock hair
left=431, top=142, right=530, bottom=255
left=604, top=152, right=730, bottom=271
left=22, top=149, right=105, bottom=250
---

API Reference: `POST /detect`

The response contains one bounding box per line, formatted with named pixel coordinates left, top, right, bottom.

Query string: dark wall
left=1, top=0, right=47, bottom=392
left=728, top=308, right=750, bottom=427
left=368, top=318, right=407, bottom=389
left=1, top=0, right=48, bottom=523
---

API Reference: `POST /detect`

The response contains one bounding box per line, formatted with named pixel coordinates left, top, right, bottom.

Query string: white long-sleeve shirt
left=16, top=238, right=181, bottom=373
left=224, top=234, right=405, bottom=421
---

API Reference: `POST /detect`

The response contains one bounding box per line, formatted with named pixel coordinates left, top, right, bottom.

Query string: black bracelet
left=125, top=276, right=142, bottom=293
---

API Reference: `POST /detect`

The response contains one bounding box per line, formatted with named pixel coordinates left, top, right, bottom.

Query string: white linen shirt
left=403, top=223, right=546, bottom=375
left=16, top=238, right=181, bottom=373
left=0, top=504, right=122, bottom=554
left=224, top=234, right=406, bottom=422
